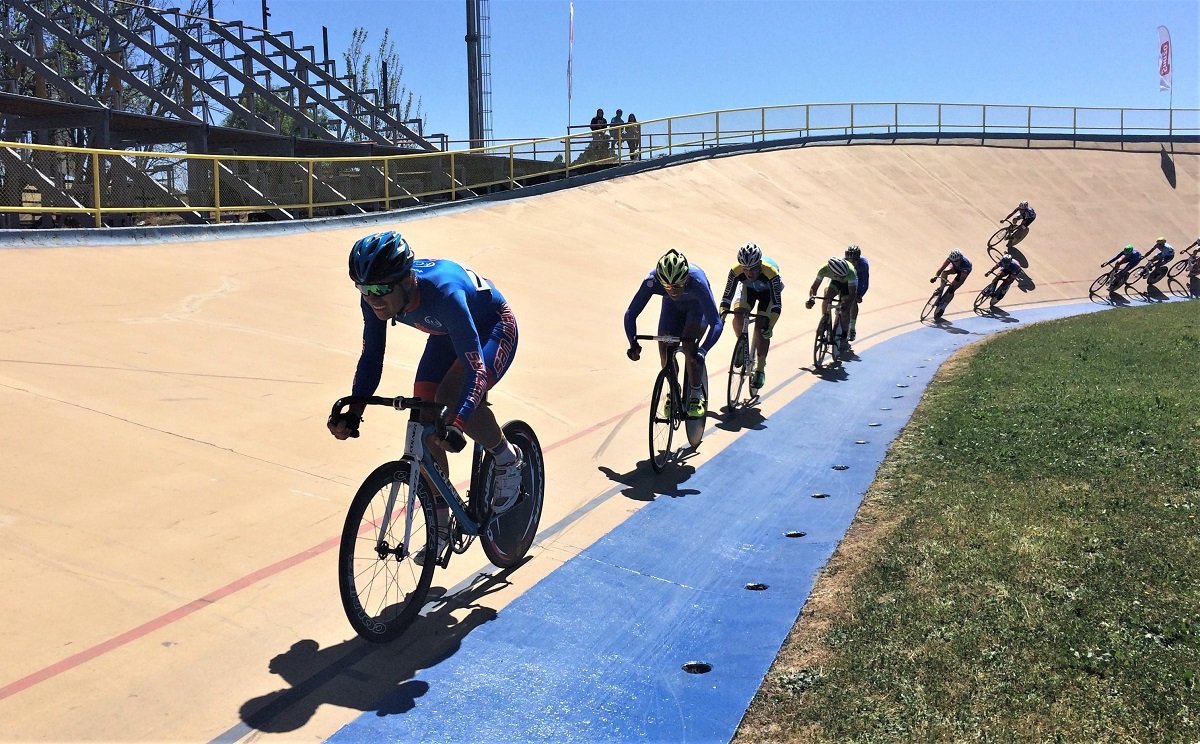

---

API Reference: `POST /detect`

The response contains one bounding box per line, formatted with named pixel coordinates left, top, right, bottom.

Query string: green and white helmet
left=656, top=249, right=690, bottom=286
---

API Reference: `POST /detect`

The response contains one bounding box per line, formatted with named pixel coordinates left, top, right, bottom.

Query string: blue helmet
left=349, top=231, right=414, bottom=285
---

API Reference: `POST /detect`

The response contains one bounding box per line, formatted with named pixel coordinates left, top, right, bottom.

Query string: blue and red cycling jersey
left=1110, top=249, right=1143, bottom=267
left=624, top=265, right=724, bottom=354
left=352, top=258, right=517, bottom=430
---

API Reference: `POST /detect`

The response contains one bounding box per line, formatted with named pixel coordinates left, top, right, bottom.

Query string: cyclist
left=928, top=249, right=973, bottom=320
left=1141, top=237, right=1175, bottom=285
left=804, top=256, right=857, bottom=356
left=1186, top=237, right=1200, bottom=280
left=844, top=245, right=869, bottom=341
left=329, top=231, right=525, bottom=560
left=1003, top=200, right=1037, bottom=230
left=983, top=253, right=1022, bottom=310
left=1101, top=244, right=1142, bottom=292
left=718, top=242, right=783, bottom=391
left=625, top=249, right=724, bottom=419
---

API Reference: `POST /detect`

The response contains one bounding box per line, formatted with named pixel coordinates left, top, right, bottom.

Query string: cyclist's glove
left=761, top=325, right=773, bottom=340
left=694, top=347, right=706, bottom=361
left=627, top=343, right=641, bottom=362
left=328, top=410, right=362, bottom=438
left=437, top=415, right=468, bottom=453
left=805, top=297, right=815, bottom=309
left=930, top=276, right=937, bottom=283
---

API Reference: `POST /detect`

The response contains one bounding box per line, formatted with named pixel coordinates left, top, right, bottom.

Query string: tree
left=342, top=26, right=425, bottom=141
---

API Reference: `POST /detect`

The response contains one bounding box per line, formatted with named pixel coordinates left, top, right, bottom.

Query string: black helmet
left=845, top=245, right=861, bottom=260
left=348, top=231, right=414, bottom=285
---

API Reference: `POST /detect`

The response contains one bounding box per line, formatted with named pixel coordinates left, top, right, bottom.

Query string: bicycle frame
left=332, top=395, right=485, bottom=547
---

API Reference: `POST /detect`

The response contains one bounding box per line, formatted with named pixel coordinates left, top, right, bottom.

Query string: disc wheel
left=478, top=421, right=545, bottom=569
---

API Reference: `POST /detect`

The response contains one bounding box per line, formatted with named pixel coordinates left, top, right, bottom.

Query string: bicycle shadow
left=807, top=363, right=849, bottom=381
left=1142, top=284, right=1171, bottom=303
left=597, top=462, right=701, bottom=502
left=1009, top=244, right=1029, bottom=268
left=1015, top=271, right=1036, bottom=292
left=1106, top=290, right=1133, bottom=306
left=236, top=570, right=514, bottom=733
left=931, top=320, right=971, bottom=334
left=975, top=306, right=1019, bottom=323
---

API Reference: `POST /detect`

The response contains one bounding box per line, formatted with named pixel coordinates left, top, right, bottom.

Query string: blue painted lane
left=329, top=302, right=1117, bottom=743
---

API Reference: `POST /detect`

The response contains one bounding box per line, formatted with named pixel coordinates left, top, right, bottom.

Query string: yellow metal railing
left=1, top=102, right=1196, bottom=228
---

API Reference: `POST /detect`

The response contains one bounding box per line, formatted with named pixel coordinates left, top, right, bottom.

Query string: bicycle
left=723, top=309, right=770, bottom=410
left=636, top=334, right=708, bottom=472
left=1092, top=260, right=1136, bottom=297
left=1166, top=253, right=1199, bottom=297
left=987, top=218, right=1028, bottom=256
left=329, top=395, right=544, bottom=643
left=973, top=271, right=1017, bottom=313
left=921, top=275, right=957, bottom=322
left=809, top=294, right=847, bottom=369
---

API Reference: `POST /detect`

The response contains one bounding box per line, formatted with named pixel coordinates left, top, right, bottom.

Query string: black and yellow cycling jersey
left=719, top=256, right=783, bottom=330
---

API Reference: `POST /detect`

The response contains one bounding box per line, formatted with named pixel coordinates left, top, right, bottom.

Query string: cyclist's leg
left=680, top=318, right=709, bottom=415
left=748, top=292, right=771, bottom=387
left=730, top=292, right=750, bottom=367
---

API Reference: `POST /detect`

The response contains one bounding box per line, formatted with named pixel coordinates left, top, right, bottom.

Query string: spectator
left=626, top=113, right=642, bottom=161
left=609, top=108, right=625, bottom=160
left=589, top=108, right=608, bottom=144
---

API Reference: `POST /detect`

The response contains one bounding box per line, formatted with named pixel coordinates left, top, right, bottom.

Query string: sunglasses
left=356, top=283, right=395, bottom=297
left=661, top=281, right=687, bottom=291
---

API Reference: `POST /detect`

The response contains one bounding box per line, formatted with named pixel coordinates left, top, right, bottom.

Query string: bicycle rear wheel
left=726, top=334, right=751, bottom=409
left=649, top=366, right=677, bottom=472
left=478, top=420, right=545, bottom=569
left=338, top=460, right=437, bottom=643
left=813, top=315, right=832, bottom=369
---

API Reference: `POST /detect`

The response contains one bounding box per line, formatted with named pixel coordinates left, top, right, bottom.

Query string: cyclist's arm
left=932, top=259, right=950, bottom=279
left=695, top=279, right=725, bottom=354
left=623, top=276, right=657, bottom=345
left=767, top=273, right=783, bottom=328
left=350, top=299, right=388, bottom=400
left=719, top=267, right=740, bottom=312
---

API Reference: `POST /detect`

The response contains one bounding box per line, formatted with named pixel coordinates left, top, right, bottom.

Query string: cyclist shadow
left=1142, top=285, right=1171, bottom=303
left=237, top=573, right=509, bottom=733
left=1015, top=271, right=1036, bottom=292
left=1106, top=290, right=1133, bottom=306
left=808, top=364, right=849, bottom=381
left=1008, top=244, right=1029, bottom=268
left=597, top=462, right=700, bottom=502
left=715, top=405, right=767, bottom=433
left=931, top=320, right=971, bottom=334
left=976, top=307, right=1020, bottom=323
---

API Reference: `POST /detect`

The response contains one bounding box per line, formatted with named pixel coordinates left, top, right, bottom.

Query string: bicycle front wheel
left=479, top=420, right=545, bottom=569
left=1089, top=272, right=1111, bottom=297
left=1167, top=259, right=1187, bottom=279
left=987, top=226, right=1010, bottom=249
left=649, top=366, right=677, bottom=472
left=920, top=287, right=942, bottom=322
left=813, top=315, right=832, bottom=369
left=973, top=283, right=993, bottom=313
left=726, top=335, right=751, bottom=410
left=338, top=460, right=437, bottom=643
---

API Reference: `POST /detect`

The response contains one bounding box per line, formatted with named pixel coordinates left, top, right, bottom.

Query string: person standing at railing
left=626, top=113, right=642, bottom=160
left=590, top=108, right=608, bottom=144
left=609, top=109, right=626, bottom=161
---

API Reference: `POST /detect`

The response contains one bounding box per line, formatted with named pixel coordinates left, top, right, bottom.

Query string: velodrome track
left=0, top=140, right=1196, bottom=742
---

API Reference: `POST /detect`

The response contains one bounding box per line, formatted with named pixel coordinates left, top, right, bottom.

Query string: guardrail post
left=1027, top=106, right=1032, bottom=136
left=805, top=105, right=809, bottom=137
left=938, top=104, right=942, bottom=133
left=451, top=152, right=456, bottom=200
left=383, top=157, right=391, bottom=210
left=509, top=145, right=515, bottom=187
left=213, top=157, right=221, bottom=223
left=715, top=111, right=720, bottom=147
left=982, top=105, right=987, bottom=135
left=850, top=103, right=854, bottom=136
left=1120, top=108, right=1124, bottom=138
left=91, top=152, right=102, bottom=226
left=761, top=107, right=766, bottom=142
left=307, top=159, right=314, bottom=219
left=565, top=135, right=572, bottom=178
left=894, top=103, right=898, bottom=134
left=668, top=117, right=673, bottom=156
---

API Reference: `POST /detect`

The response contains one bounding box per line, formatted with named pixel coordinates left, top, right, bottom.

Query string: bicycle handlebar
left=635, top=334, right=683, bottom=344
left=330, top=396, right=450, bottom=439
left=720, top=309, right=771, bottom=321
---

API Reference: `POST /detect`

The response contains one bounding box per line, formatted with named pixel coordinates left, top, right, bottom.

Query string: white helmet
left=948, top=249, right=963, bottom=262
left=826, top=256, right=850, bottom=278
left=737, top=243, right=762, bottom=268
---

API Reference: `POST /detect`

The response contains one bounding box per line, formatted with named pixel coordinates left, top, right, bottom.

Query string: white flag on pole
left=1157, top=25, right=1172, bottom=91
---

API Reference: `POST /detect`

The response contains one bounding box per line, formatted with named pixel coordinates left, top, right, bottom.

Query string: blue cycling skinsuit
left=624, top=265, right=724, bottom=354
left=352, top=258, right=518, bottom=431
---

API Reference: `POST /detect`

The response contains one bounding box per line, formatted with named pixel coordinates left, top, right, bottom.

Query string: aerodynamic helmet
left=845, top=245, right=861, bottom=260
left=948, top=249, right=963, bottom=262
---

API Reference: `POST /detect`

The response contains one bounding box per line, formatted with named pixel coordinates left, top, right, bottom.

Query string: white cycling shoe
left=490, top=446, right=524, bottom=515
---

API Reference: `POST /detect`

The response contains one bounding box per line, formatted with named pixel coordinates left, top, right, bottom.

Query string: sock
left=690, top=385, right=704, bottom=400
left=491, top=439, right=519, bottom=467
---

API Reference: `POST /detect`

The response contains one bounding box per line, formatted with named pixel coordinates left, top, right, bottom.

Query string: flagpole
left=568, top=3, right=574, bottom=150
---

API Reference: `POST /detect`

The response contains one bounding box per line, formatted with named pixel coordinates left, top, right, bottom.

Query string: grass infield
left=736, top=302, right=1200, bottom=742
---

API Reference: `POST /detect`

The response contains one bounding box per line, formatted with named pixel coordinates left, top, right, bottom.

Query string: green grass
left=736, top=302, right=1200, bottom=742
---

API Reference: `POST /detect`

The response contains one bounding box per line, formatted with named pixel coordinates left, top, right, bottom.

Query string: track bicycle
left=636, top=334, right=708, bottom=472
left=1092, top=260, right=1136, bottom=297
left=1166, top=253, right=1199, bottom=297
left=722, top=309, right=771, bottom=410
left=809, top=294, right=847, bottom=369
left=329, top=395, right=544, bottom=643
left=987, top=218, right=1028, bottom=256
left=921, top=275, right=957, bottom=322
left=973, top=271, right=1017, bottom=313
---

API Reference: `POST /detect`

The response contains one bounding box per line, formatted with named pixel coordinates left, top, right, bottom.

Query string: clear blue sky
left=218, top=0, right=1198, bottom=146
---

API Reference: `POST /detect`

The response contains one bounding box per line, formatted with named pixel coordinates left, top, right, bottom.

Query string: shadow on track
left=235, top=568, right=524, bottom=734
left=597, top=460, right=700, bottom=502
